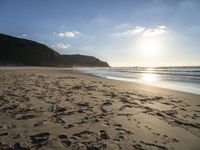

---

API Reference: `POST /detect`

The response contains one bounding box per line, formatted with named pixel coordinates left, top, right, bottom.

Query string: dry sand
left=0, top=67, right=200, bottom=150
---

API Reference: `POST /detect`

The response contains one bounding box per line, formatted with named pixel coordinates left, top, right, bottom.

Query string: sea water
left=80, top=66, right=200, bottom=95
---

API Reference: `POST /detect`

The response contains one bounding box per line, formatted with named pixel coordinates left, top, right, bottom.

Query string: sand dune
left=0, top=67, right=199, bottom=150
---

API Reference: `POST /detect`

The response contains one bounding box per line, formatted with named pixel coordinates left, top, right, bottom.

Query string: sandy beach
left=0, top=67, right=199, bottom=150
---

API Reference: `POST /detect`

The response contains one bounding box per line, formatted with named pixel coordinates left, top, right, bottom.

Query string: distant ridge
left=0, top=33, right=109, bottom=67
left=62, top=54, right=109, bottom=67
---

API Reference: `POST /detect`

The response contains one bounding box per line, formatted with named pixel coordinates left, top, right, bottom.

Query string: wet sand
left=0, top=67, right=200, bottom=150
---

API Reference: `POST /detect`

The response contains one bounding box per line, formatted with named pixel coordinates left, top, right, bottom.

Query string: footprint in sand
left=64, top=124, right=74, bottom=129
left=0, top=142, right=30, bottom=150
left=0, top=132, right=8, bottom=137
left=58, top=134, right=71, bottom=147
left=30, top=132, right=50, bottom=148
left=33, top=121, right=44, bottom=127
left=99, top=130, right=110, bottom=139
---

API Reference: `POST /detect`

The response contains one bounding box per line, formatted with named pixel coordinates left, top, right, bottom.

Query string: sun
left=137, top=37, right=161, bottom=58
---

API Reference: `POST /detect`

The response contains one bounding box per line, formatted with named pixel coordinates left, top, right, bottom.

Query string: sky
left=0, top=0, right=200, bottom=67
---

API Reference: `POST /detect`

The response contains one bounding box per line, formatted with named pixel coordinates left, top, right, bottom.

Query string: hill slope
left=0, top=33, right=109, bottom=67
left=62, top=54, right=109, bottom=67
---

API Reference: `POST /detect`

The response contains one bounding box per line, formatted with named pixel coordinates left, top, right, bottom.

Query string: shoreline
left=80, top=68, right=200, bottom=96
left=1, top=66, right=199, bottom=96
left=82, top=70, right=200, bottom=97
left=0, top=67, right=200, bottom=150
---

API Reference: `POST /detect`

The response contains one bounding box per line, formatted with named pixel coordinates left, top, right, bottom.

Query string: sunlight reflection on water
left=141, top=73, right=158, bottom=83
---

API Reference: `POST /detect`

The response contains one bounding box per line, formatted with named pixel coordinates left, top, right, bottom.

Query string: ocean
left=80, top=66, right=200, bottom=95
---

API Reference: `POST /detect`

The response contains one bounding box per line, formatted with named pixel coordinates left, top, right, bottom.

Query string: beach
left=0, top=67, right=200, bottom=150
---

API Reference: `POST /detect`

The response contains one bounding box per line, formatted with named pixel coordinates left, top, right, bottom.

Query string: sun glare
left=141, top=73, right=158, bottom=83
left=137, top=37, right=161, bottom=58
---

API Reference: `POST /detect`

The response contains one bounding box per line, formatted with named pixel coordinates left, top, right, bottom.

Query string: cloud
left=17, top=34, right=27, bottom=38
left=112, top=26, right=146, bottom=37
left=112, top=25, right=168, bottom=37
left=54, top=31, right=80, bottom=38
left=157, top=25, right=167, bottom=29
left=21, top=34, right=27, bottom=37
left=134, top=26, right=146, bottom=33
left=142, top=26, right=168, bottom=36
left=53, top=43, right=70, bottom=49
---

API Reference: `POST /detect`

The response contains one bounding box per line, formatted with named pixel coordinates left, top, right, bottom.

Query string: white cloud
left=158, top=25, right=167, bottom=29
left=53, top=43, right=71, bottom=49
left=112, top=26, right=146, bottom=37
left=142, top=26, right=168, bottom=36
left=134, top=26, right=146, bottom=33
left=58, top=33, right=65, bottom=37
left=54, top=31, right=80, bottom=38
left=112, top=25, right=168, bottom=37
left=21, top=34, right=27, bottom=37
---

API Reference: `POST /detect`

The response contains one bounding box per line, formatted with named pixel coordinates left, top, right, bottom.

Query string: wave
left=80, top=66, right=200, bottom=95
left=103, top=67, right=200, bottom=79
